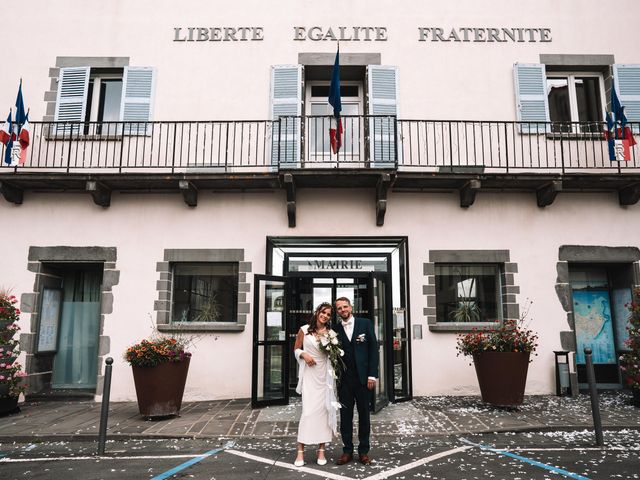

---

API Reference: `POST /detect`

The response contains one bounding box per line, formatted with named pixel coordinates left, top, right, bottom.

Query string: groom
left=334, top=297, right=379, bottom=465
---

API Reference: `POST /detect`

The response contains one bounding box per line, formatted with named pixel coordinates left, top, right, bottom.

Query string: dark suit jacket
left=336, top=317, right=379, bottom=386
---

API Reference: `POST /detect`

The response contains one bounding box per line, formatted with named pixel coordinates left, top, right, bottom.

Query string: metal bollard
left=584, top=348, right=604, bottom=447
left=97, top=357, right=114, bottom=455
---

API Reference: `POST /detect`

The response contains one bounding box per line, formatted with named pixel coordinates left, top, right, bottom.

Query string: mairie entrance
left=251, top=237, right=411, bottom=410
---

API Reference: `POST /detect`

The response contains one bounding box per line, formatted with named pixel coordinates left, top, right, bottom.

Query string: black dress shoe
left=336, top=453, right=353, bottom=465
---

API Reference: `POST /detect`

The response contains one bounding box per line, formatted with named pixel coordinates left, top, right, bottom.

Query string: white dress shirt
left=341, top=315, right=355, bottom=341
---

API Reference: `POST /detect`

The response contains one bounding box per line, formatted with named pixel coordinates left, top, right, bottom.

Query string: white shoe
left=317, top=448, right=327, bottom=466
left=294, top=450, right=305, bottom=467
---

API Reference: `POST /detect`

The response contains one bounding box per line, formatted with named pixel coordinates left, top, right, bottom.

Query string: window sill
left=428, top=321, right=500, bottom=333
left=157, top=322, right=245, bottom=333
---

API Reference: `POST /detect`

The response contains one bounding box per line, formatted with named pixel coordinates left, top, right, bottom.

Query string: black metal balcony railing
left=1, top=116, right=638, bottom=174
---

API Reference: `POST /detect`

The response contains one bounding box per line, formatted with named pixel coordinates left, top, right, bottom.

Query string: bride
left=293, top=302, right=340, bottom=466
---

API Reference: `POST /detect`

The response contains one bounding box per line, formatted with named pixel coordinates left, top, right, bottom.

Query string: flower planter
left=473, top=351, right=530, bottom=407
left=0, top=396, right=19, bottom=416
left=132, top=357, right=190, bottom=418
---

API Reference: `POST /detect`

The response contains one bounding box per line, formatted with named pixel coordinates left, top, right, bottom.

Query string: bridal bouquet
left=318, top=329, right=346, bottom=382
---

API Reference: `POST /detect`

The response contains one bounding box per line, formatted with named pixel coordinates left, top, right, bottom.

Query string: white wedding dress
left=296, top=324, right=339, bottom=445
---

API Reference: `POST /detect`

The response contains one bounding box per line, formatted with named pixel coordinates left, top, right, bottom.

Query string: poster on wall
left=573, top=289, right=616, bottom=365
left=36, top=288, right=62, bottom=353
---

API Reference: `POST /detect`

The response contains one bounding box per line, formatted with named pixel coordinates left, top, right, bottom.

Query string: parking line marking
left=364, top=446, right=473, bottom=480
left=513, top=446, right=640, bottom=452
left=1, top=453, right=215, bottom=463
left=151, top=448, right=224, bottom=480
left=226, top=449, right=355, bottom=480
left=460, top=438, right=590, bottom=480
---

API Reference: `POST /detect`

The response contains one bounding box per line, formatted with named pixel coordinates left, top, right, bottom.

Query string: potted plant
left=456, top=301, right=538, bottom=407
left=619, top=288, right=640, bottom=407
left=0, top=291, right=27, bottom=415
left=124, top=335, right=192, bottom=418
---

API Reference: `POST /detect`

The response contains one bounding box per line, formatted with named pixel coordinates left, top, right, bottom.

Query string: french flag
left=1, top=111, right=14, bottom=165
left=19, top=112, right=30, bottom=165
left=0, top=111, right=11, bottom=146
left=328, top=48, right=342, bottom=154
left=605, top=87, right=636, bottom=161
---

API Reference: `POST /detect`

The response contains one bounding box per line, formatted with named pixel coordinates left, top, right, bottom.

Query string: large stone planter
left=132, top=358, right=190, bottom=418
left=473, top=351, right=530, bottom=407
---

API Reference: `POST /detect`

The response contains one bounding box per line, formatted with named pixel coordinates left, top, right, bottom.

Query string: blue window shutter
left=120, top=67, right=156, bottom=135
left=513, top=63, right=550, bottom=134
left=367, top=65, right=398, bottom=168
left=613, top=64, right=640, bottom=134
left=54, top=67, right=90, bottom=135
left=270, top=65, right=302, bottom=167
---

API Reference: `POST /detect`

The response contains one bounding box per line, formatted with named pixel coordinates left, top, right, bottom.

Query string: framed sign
left=36, top=288, right=62, bottom=353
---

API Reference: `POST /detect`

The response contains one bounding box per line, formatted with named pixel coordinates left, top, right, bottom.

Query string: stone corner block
left=20, top=293, right=38, bottom=314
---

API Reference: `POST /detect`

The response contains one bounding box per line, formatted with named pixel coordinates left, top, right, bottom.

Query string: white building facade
left=1, top=0, right=639, bottom=406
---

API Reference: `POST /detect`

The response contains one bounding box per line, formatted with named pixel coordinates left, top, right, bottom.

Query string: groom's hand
left=367, top=378, right=376, bottom=390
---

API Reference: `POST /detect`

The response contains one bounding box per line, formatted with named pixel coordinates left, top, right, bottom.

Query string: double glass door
left=252, top=272, right=391, bottom=410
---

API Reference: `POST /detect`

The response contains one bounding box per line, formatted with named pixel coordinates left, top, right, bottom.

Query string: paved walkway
left=0, top=392, right=638, bottom=442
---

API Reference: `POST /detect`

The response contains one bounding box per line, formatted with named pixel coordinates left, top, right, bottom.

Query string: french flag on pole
left=328, top=48, right=342, bottom=154
left=604, top=87, right=636, bottom=161
left=0, top=111, right=12, bottom=146
left=1, top=111, right=14, bottom=165
left=19, top=112, right=30, bottom=165
left=13, top=80, right=29, bottom=165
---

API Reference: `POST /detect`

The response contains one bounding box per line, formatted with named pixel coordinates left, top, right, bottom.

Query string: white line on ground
left=226, top=446, right=474, bottom=480
left=0, top=454, right=209, bottom=463
left=364, top=446, right=474, bottom=480
left=226, top=449, right=355, bottom=480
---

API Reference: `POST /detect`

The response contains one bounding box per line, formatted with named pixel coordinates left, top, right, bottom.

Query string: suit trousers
left=338, top=373, right=372, bottom=455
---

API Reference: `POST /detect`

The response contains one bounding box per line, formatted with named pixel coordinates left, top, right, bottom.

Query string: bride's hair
left=308, top=302, right=332, bottom=334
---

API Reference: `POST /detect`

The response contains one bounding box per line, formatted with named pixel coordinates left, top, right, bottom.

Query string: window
left=546, top=73, right=604, bottom=133
left=171, top=263, right=239, bottom=323
left=306, top=82, right=363, bottom=158
left=270, top=63, right=398, bottom=167
left=54, top=65, right=156, bottom=136
left=84, top=70, right=124, bottom=135
left=435, top=264, right=501, bottom=323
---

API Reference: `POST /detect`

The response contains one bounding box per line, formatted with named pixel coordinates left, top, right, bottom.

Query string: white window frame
left=86, top=71, right=124, bottom=123
left=305, top=80, right=364, bottom=163
left=546, top=72, right=607, bottom=133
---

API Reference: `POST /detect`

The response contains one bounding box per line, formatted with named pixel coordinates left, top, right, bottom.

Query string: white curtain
left=51, top=270, right=101, bottom=389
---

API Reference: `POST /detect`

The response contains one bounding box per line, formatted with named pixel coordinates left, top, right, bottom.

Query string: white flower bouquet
left=318, top=329, right=346, bottom=383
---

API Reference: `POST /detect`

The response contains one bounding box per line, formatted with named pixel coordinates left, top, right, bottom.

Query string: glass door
left=286, top=274, right=369, bottom=395
left=369, top=272, right=391, bottom=412
left=286, top=276, right=333, bottom=393
left=252, top=275, right=288, bottom=408
left=51, top=268, right=102, bottom=390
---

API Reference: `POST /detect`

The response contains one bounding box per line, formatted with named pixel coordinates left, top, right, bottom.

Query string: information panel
left=36, top=288, right=62, bottom=353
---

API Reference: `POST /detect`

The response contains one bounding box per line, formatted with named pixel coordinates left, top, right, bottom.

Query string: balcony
left=1, top=116, right=639, bottom=224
